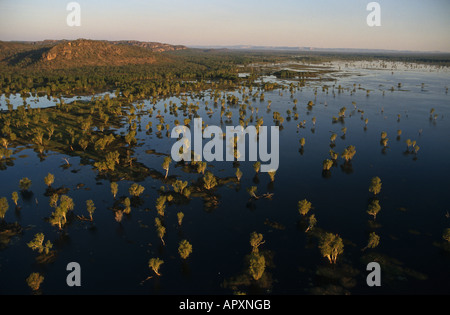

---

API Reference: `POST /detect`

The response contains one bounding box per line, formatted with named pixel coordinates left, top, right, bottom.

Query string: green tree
left=299, top=137, right=306, bottom=148
left=11, top=191, right=19, bottom=207
left=178, top=239, right=193, bottom=259
left=177, top=212, right=184, bottom=226
left=162, top=156, right=172, bottom=179
left=305, top=214, right=317, bottom=232
left=155, top=217, right=166, bottom=245
left=203, top=171, right=217, bottom=190
left=329, top=149, right=339, bottom=160
left=341, top=146, right=356, bottom=162
left=111, top=182, right=118, bottom=199
left=49, top=193, right=59, bottom=208
left=247, top=186, right=258, bottom=199
left=330, top=133, right=337, bottom=143
left=172, top=180, right=188, bottom=194
left=27, top=233, right=45, bottom=253
left=49, top=195, right=74, bottom=230
left=298, top=199, right=312, bottom=216
left=319, top=233, right=344, bottom=264
left=253, top=161, right=261, bottom=174
left=367, top=200, right=381, bottom=220
left=44, top=173, right=54, bottom=187
left=250, top=232, right=265, bottom=253
left=235, top=168, right=243, bottom=181
left=369, top=177, right=382, bottom=195
left=123, top=198, right=131, bottom=214
left=323, top=159, right=333, bottom=171
left=26, top=272, right=44, bottom=291
left=148, top=258, right=164, bottom=276
left=362, top=232, right=380, bottom=251
left=155, top=195, right=167, bottom=217
left=86, top=200, right=95, bottom=221
left=129, top=183, right=145, bottom=197
left=19, top=177, right=32, bottom=191
left=0, top=197, right=9, bottom=220
left=27, top=233, right=53, bottom=254
left=197, top=161, right=207, bottom=175
left=249, top=252, right=265, bottom=281
left=268, top=170, right=276, bottom=182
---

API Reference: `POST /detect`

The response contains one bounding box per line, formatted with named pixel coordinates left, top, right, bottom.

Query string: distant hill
left=0, top=39, right=187, bottom=69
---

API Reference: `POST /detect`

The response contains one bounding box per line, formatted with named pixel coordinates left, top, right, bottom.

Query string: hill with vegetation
left=0, top=39, right=186, bottom=69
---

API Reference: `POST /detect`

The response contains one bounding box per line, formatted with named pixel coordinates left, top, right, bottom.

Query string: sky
left=0, top=0, right=449, bottom=52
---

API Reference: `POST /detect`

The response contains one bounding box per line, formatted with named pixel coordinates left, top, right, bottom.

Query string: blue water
left=0, top=66, right=449, bottom=294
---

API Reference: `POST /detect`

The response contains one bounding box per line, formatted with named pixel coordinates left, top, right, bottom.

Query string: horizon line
left=1, top=38, right=450, bottom=54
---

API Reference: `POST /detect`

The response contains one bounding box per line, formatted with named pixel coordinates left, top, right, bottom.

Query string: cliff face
left=110, top=40, right=186, bottom=52
left=0, top=39, right=187, bottom=69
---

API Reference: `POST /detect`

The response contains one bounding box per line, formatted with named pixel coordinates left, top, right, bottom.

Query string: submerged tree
left=203, top=171, right=217, bottom=190
left=129, top=183, right=145, bottom=197
left=177, top=212, right=184, bottom=226
left=299, top=137, right=306, bottom=148
left=369, top=177, right=382, bottom=195
left=11, top=191, right=19, bottom=207
left=162, top=156, right=172, bottom=179
left=155, top=218, right=166, bottom=245
left=178, top=239, right=193, bottom=259
left=19, top=177, right=32, bottom=191
left=172, top=180, right=188, bottom=195
left=247, top=186, right=258, bottom=199
left=323, top=159, right=333, bottom=171
left=27, top=233, right=53, bottom=255
left=362, top=232, right=380, bottom=251
left=110, top=182, right=118, bottom=199
left=44, top=173, right=54, bottom=188
left=148, top=258, right=164, bottom=276
left=235, top=168, right=243, bottom=182
left=329, top=149, right=339, bottom=161
left=0, top=197, right=9, bottom=220
left=330, top=133, right=337, bottom=144
left=26, top=272, right=44, bottom=291
left=298, top=199, right=312, bottom=216
left=123, top=198, right=131, bottom=214
left=197, top=161, right=207, bottom=175
left=49, top=195, right=74, bottom=230
left=253, top=161, right=261, bottom=174
left=305, top=214, right=317, bottom=232
left=114, top=210, right=123, bottom=223
left=86, top=200, right=95, bottom=221
left=367, top=200, right=381, bottom=220
left=268, top=170, right=276, bottom=182
left=155, top=195, right=167, bottom=217
left=249, top=252, right=266, bottom=281
left=250, top=232, right=265, bottom=253
left=341, top=146, right=356, bottom=162
left=319, top=233, right=344, bottom=264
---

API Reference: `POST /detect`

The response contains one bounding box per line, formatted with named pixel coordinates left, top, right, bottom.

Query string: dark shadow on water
left=20, top=190, right=34, bottom=201
left=340, top=162, right=353, bottom=175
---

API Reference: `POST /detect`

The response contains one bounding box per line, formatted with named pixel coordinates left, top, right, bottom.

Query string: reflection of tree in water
left=222, top=250, right=275, bottom=295
left=309, top=263, right=360, bottom=295
left=361, top=252, right=428, bottom=286
left=340, top=162, right=354, bottom=175
left=0, top=222, right=22, bottom=250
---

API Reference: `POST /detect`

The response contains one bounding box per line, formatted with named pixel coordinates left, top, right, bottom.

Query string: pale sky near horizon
left=0, top=0, right=449, bottom=52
